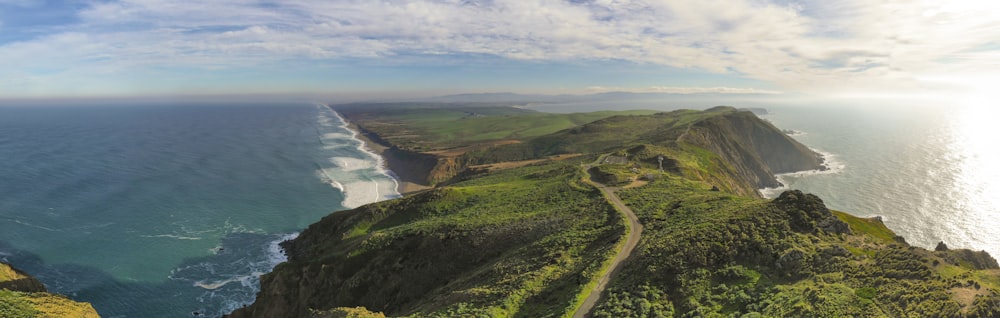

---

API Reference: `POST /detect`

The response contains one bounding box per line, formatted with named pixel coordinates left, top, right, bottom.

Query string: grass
left=832, top=211, right=896, bottom=243
left=336, top=103, right=658, bottom=151
left=246, top=160, right=626, bottom=317
left=238, top=106, right=1000, bottom=318
left=0, top=290, right=99, bottom=318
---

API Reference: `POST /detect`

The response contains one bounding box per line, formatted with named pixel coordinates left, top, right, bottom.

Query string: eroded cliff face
left=679, top=109, right=824, bottom=189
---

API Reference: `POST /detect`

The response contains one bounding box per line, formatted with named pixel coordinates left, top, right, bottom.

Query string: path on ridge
left=573, top=161, right=644, bottom=318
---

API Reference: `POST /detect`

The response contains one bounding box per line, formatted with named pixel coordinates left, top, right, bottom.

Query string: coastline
left=759, top=148, right=843, bottom=198
left=331, top=108, right=432, bottom=195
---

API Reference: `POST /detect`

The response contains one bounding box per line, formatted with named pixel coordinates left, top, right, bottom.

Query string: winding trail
left=573, top=161, right=644, bottom=318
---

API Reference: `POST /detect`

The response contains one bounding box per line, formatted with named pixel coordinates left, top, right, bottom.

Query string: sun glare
left=947, top=84, right=1000, bottom=255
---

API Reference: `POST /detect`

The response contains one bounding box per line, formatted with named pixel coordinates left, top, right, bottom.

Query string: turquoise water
left=529, top=100, right=1000, bottom=259
left=0, top=103, right=398, bottom=317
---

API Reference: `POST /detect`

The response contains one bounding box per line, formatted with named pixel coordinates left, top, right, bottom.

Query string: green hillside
left=1, top=262, right=101, bottom=318
left=232, top=159, right=627, bottom=317
left=230, top=107, right=1000, bottom=318
left=335, top=102, right=657, bottom=151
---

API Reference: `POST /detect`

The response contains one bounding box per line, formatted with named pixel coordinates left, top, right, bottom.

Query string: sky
left=1, top=0, right=999, bottom=100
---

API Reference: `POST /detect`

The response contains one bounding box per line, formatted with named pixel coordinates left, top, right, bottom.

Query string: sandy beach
left=343, top=121, right=433, bottom=195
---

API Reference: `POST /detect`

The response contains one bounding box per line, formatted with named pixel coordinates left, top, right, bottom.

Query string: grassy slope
left=235, top=107, right=1000, bottom=317
left=598, top=174, right=1000, bottom=317
left=0, top=263, right=100, bottom=318
left=238, top=159, right=627, bottom=317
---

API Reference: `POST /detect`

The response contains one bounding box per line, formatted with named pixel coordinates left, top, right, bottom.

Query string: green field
left=335, top=103, right=657, bottom=151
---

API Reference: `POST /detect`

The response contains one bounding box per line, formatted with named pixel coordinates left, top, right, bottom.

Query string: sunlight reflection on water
left=942, top=105, right=1000, bottom=256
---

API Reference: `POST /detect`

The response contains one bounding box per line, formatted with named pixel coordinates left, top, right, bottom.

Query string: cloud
left=586, top=86, right=783, bottom=95
left=1, top=0, right=999, bottom=96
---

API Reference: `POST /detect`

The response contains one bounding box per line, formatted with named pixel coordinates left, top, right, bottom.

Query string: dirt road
left=573, top=164, right=644, bottom=318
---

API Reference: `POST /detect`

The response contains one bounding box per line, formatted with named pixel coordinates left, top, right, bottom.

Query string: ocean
left=528, top=100, right=1000, bottom=260
left=0, top=103, right=399, bottom=317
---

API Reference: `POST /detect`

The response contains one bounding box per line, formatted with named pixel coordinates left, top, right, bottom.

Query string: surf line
left=315, top=104, right=402, bottom=208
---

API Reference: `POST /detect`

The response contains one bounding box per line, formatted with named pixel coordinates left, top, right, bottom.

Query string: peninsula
left=230, top=103, right=1000, bottom=317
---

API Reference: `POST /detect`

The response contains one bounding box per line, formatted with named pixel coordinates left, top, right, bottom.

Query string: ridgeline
left=229, top=104, right=1000, bottom=317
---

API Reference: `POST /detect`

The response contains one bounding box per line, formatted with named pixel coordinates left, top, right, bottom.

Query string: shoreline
left=759, top=148, right=843, bottom=198
left=330, top=108, right=432, bottom=195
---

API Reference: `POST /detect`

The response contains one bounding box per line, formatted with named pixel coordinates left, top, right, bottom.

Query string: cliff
left=464, top=106, right=823, bottom=196
left=678, top=106, right=824, bottom=188
left=231, top=107, right=1000, bottom=317
left=1, top=262, right=101, bottom=318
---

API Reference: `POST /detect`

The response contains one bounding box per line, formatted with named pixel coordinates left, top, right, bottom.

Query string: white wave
left=321, top=132, right=352, bottom=140
left=267, top=233, right=298, bottom=266
left=194, top=233, right=297, bottom=292
left=311, top=104, right=402, bottom=209
left=759, top=149, right=845, bottom=199
left=194, top=276, right=245, bottom=290
left=6, top=218, right=60, bottom=232
left=331, top=156, right=375, bottom=171
left=140, top=234, right=203, bottom=240
left=330, top=180, right=344, bottom=192
left=339, top=178, right=401, bottom=209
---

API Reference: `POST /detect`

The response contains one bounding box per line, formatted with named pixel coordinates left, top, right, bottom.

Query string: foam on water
left=313, top=104, right=401, bottom=208
left=759, top=149, right=845, bottom=199
left=171, top=232, right=299, bottom=317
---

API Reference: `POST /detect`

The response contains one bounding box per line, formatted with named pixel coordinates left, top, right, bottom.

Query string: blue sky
left=1, top=0, right=999, bottom=100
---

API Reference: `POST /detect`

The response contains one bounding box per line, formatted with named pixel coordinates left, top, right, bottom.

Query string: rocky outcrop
left=773, top=190, right=850, bottom=235
left=679, top=108, right=824, bottom=189
left=934, top=242, right=1000, bottom=270
left=0, top=262, right=46, bottom=293
left=0, top=262, right=101, bottom=317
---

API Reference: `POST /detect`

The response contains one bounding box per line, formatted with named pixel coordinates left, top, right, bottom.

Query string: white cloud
left=586, top=86, right=783, bottom=95
left=1, top=0, right=999, bottom=96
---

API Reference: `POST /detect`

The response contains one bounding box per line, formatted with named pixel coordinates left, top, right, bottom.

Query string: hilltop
left=230, top=105, right=1000, bottom=317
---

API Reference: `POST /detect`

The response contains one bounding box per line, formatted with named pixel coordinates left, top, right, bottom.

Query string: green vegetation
left=232, top=160, right=627, bottom=318
left=595, top=176, right=1000, bottom=317
left=1, top=262, right=100, bottom=317
left=336, top=102, right=657, bottom=151
left=233, top=106, right=1000, bottom=318
left=832, top=210, right=896, bottom=243
left=0, top=290, right=38, bottom=318
left=310, top=307, right=387, bottom=318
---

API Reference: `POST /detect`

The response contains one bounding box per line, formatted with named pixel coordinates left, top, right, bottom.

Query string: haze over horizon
left=2, top=0, right=999, bottom=103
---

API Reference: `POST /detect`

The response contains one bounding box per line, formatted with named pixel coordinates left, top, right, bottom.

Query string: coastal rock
left=775, top=249, right=809, bottom=276
left=0, top=262, right=47, bottom=293
left=935, top=241, right=949, bottom=251
left=818, top=215, right=852, bottom=234
left=935, top=247, right=1000, bottom=270
left=773, top=190, right=834, bottom=233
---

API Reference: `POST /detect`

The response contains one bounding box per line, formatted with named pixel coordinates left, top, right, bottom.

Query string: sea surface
left=0, top=103, right=399, bottom=317
left=528, top=100, right=1000, bottom=260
